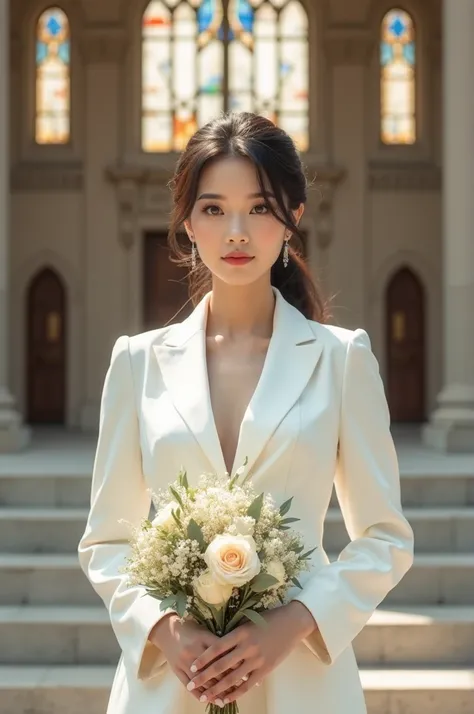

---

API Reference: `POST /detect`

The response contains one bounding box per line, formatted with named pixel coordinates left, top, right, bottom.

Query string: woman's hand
left=186, top=601, right=316, bottom=706
left=150, top=614, right=226, bottom=703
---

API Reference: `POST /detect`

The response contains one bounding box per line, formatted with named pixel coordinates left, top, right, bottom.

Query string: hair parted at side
left=167, top=111, right=329, bottom=323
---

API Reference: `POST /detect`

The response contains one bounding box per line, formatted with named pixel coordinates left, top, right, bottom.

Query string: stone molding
left=107, top=161, right=346, bottom=250
left=79, top=27, right=129, bottom=64
left=368, top=162, right=442, bottom=191
left=11, top=162, right=84, bottom=191
left=325, top=29, right=376, bottom=66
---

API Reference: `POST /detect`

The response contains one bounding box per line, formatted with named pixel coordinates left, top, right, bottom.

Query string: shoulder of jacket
left=308, top=321, right=360, bottom=346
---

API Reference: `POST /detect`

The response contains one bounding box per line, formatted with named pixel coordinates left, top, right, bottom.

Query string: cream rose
left=233, top=516, right=256, bottom=537
left=152, top=501, right=179, bottom=531
left=194, top=570, right=234, bottom=609
left=265, top=560, right=286, bottom=589
left=204, top=534, right=261, bottom=587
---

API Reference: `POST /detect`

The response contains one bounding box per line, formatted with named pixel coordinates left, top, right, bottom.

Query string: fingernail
left=186, top=681, right=195, bottom=691
left=243, top=675, right=249, bottom=681
left=215, top=700, right=224, bottom=708
left=199, top=695, right=207, bottom=703
left=190, top=664, right=197, bottom=673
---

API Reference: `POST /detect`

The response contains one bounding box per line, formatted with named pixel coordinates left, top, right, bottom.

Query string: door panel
left=27, top=268, right=66, bottom=424
left=386, top=267, right=425, bottom=422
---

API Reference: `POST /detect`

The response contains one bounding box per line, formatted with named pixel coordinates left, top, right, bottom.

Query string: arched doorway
left=386, top=267, right=425, bottom=422
left=27, top=268, right=67, bottom=424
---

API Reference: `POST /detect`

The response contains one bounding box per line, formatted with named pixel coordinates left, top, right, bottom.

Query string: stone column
left=423, top=0, right=474, bottom=452
left=0, top=0, right=29, bottom=451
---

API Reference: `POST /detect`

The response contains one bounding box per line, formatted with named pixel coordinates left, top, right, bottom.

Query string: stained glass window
left=380, top=9, right=416, bottom=145
left=36, top=7, right=70, bottom=145
left=141, top=0, right=309, bottom=152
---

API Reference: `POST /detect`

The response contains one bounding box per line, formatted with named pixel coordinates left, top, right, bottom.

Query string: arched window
left=35, top=7, right=71, bottom=145
left=380, top=8, right=415, bottom=145
left=141, top=0, right=309, bottom=153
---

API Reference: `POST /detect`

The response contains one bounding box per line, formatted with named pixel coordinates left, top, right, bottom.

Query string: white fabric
left=78, top=288, right=414, bottom=714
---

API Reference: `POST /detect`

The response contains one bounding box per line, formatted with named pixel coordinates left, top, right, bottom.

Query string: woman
left=78, top=112, right=414, bottom=714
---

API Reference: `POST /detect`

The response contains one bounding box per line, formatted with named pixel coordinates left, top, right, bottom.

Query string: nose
left=225, top=215, right=250, bottom=244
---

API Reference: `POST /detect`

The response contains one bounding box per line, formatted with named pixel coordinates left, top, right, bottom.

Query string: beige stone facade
left=0, top=0, right=473, bottom=451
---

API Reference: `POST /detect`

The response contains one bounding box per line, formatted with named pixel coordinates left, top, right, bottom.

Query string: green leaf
left=171, top=508, right=182, bottom=528
left=178, top=468, right=189, bottom=491
left=250, top=572, right=279, bottom=592
left=279, top=497, right=293, bottom=517
left=169, top=486, right=185, bottom=511
left=247, top=492, right=264, bottom=522
left=241, top=609, right=269, bottom=628
left=290, top=544, right=305, bottom=554
left=187, top=518, right=207, bottom=551
left=159, top=594, right=178, bottom=610
left=279, top=517, right=300, bottom=525
left=291, top=576, right=303, bottom=589
left=300, top=547, right=318, bottom=560
left=175, top=590, right=188, bottom=618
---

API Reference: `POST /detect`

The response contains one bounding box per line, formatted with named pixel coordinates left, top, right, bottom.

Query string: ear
left=293, top=203, right=305, bottom=227
left=184, top=220, right=193, bottom=240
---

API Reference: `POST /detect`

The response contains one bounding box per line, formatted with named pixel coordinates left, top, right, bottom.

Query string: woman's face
left=185, top=156, right=304, bottom=287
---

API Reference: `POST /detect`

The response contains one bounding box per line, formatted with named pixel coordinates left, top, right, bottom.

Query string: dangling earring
left=283, top=235, right=290, bottom=268
left=191, top=242, right=197, bottom=270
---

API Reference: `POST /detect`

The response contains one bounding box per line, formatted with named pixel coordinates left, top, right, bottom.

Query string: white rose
left=234, top=516, right=255, bottom=537
left=204, top=535, right=261, bottom=587
left=265, top=560, right=286, bottom=589
left=152, top=501, right=179, bottom=531
left=194, top=570, right=234, bottom=609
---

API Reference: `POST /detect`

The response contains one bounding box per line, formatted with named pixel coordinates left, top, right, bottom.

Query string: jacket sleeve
left=78, top=335, right=175, bottom=681
left=293, top=328, right=414, bottom=665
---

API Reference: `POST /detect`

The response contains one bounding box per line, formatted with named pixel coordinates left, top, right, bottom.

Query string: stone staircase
left=0, top=433, right=473, bottom=713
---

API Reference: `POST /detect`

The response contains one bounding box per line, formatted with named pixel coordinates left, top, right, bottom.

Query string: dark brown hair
left=168, top=112, right=328, bottom=322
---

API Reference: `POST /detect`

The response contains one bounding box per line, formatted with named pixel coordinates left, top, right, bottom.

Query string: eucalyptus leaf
left=171, top=508, right=182, bottom=528
left=176, top=590, right=188, bottom=618
left=169, top=486, right=185, bottom=511
left=247, top=492, right=264, bottom=522
left=241, top=609, right=269, bottom=628
left=279, top=497, right=293, bottom=517
left=187, top=518, right=207, bottom=551
left=279, top=517, right=300, bottom=525
left=159, top=594, right=178, bottom=610
left=250, top=572, right=279, bottom=592
left=291, top=576, right=303, bottom=589
left=301, top=547, right=318, bottom=560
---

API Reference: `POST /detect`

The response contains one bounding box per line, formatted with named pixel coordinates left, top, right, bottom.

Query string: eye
left=251, top=203, right=270, bottom=215
left=203, top=204, right=222, bottom=216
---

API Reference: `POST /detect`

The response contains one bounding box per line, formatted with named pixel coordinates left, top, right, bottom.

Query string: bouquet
left=122, top=462, right=316, bottom=714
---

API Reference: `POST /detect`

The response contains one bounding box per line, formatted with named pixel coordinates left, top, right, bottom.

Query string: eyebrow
left=196, top=191, right=276, bottom=200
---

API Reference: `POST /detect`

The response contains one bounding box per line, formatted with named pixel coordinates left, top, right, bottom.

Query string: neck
left=207, top=278, right=275, bottom=339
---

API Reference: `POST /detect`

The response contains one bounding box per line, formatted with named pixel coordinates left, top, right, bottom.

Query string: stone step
left=0, top=665, right=472, bottom=714
left=0, top=471, right=473, bottom=508
left=0, top=605, right=472, bottom=667
left=0, top=506, right=473, bottom=554
left=0, top=552, right=473, bottom=606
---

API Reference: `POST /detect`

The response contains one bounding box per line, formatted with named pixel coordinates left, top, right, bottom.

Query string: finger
left=221, top=671, right=262, bottom=704
left=189, top=653, right=244, bottom=690
left=190, top=631, right=240, bottom=674
left=201, top=662, right=254, bottom=702
left=219, top=673, right=249, bottom=700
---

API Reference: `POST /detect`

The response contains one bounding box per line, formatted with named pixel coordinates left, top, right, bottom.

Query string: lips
left=222, top=254, right=254, bottom=266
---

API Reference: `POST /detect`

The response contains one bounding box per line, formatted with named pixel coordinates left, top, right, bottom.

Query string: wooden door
left=143, top=232, right=192, bottom=330
left=386, top=267, right=425, bottom=422
left=27, top=268, right=66, bottom=424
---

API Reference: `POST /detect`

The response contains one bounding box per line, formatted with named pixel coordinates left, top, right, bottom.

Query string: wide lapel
left=232, top=289, right=323, bottom=479
left=153, top=294, right=228, bottom=477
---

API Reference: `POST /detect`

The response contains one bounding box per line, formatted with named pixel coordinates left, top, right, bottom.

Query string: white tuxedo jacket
left=78, top=288, right=414, bottom=714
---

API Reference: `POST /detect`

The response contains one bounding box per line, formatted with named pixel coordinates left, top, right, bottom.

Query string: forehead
left=197, top=156, right=270, bottom=191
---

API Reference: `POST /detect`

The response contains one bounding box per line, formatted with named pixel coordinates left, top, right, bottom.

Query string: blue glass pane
left=46, top=14, right=62, bottom=37
left=200, top=73, right=222, bottom=94
left=198, top=0, right=214, bottom=33
left=36, top=42, right=48, bottom=64
left=58, top=41, right=70, bottom=64
left=238, top=0, right=254, bottom=32
left=403, top=41, right=415, bottom=66
left=380, top=42, right=393, bottom=66
left=389, top=14, right=406, bottom=38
